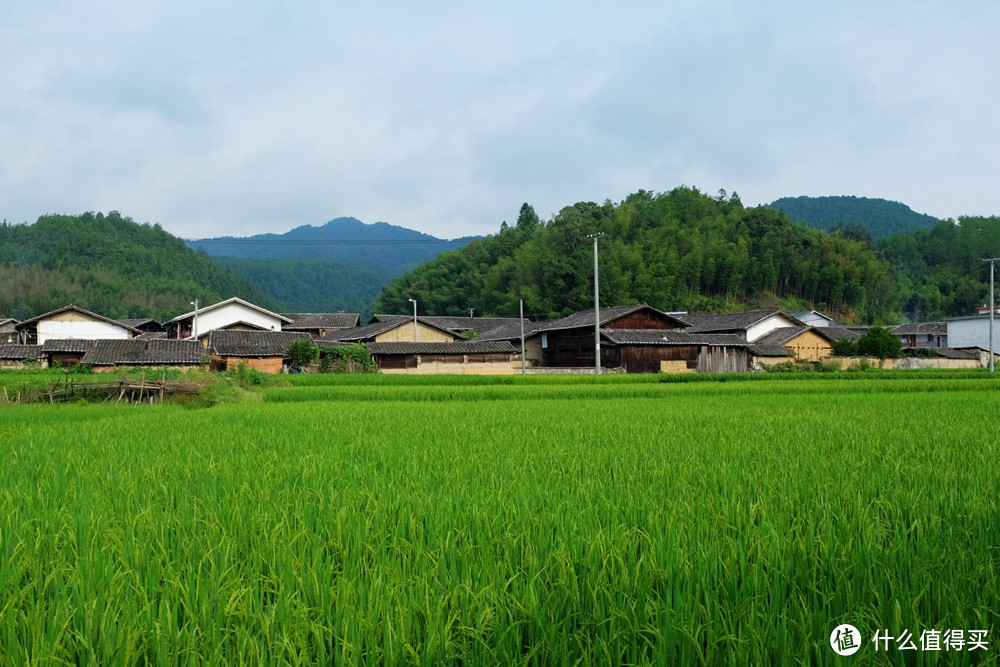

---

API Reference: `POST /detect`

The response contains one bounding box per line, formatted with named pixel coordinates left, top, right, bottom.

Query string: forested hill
left=767, top=195, right=940, bottom=240
left=0, top=212, right=275, bottom=321
left=375, top=189, right=897, bottom=323
left=187, top=217, right=476, bottom=274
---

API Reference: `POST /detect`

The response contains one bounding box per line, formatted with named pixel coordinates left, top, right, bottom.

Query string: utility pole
left=520, top=299, right=526, bottom=375
left=468, top=308, right=475, bottom=319
left=587, top=233, right=605, bottom=375
left=190, top=299, right=199, bottom=340
left=408, top=298, right=418, bottom=342
left=986, top=259, right=1000, bottom=371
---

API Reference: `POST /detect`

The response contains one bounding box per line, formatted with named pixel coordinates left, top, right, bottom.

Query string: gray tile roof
left=822, top=326, right=862, bottom=340
left=367, top=341, right=516, bottom=355
left=332, top=317, right=460, bottom=342
left=417, top=316, right=529, bottom=336
left=892, top=322, right=946, bottom=335
left=0, top=344, right=41, bottom=360
left=475, top=321, right=542, bottom=342
left=914, top=347, right=976, bottom=359
left=119, top=318, right=161, bottom=329
left=678, top=309, right=805, bottom=333
left=282, top=313, right=360, bottom=329
left=751, top=326, right=811, bottom=347
left=41, top=339, right=98, bottom=353
left=209, top=330, right=312, bottom=357
left=82, top=339, right=208, bottom=366
left=600, top=329, right=750, bottom=347
left=533, top=304, right=689, bottom=333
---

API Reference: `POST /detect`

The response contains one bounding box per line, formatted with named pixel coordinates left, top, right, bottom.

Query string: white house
left=168, top=297, right=292, bottom=340
left=945, top=314, right=1000, bottom=352
left=791, top=310, right=837, bottom=328
left=13, top=305, right=140, bottom=345
left=679, top=309, right=806, bottom=342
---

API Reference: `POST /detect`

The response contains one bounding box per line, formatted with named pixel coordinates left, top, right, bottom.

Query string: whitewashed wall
left=194, top=302, right=283, bottom=337
left=38, top=319, right=129, bottom=343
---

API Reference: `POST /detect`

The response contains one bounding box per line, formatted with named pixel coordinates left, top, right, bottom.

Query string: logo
left=831, top=624, right=862, bottom=656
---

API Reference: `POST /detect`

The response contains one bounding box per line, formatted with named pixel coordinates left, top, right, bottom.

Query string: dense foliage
left=215, top=257, right=386, bottom=320
left=0, top=212, right=275, bottom=321
left=376, top=189, right=896, bottom=322
left=879, top=215, right=1000, bottom=321
left=767, top=195, right=940, bottom=240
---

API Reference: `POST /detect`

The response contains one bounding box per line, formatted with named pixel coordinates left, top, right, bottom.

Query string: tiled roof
left=752, top=327, right=812, bottom=347
left=367, top=341, right=516, bottom=355
left=600, top=329, right=750, bottom=347
left=41, top=339, right=98, bottom=353
left=533, top=305, right=689, bottom=333
left=0, top=344, right=41, bottom=360
left=417, top=317, right=529, bottom=336
left=913, top=347, right=976, bottom=359
left=119, top=318, right=161, bottom=329
left=209, top=330, right=311, bottom=357
left=0, top=318, right=18, bottom=332
left=678, top=309, right=805, bottom=332
left=282, top=313, right=360, bottom=329
left=822, top=326, right=862, bottom=340
left=82, top=339, right=208, bottom=366
left=473, top=321, right=542, bottom=342
left=892, top=322, right=946, bottom=335
left=332, top=317, right=460, bottom=342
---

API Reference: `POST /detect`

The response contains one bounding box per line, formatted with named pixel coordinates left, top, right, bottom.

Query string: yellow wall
left=659, top=360, right=696, bottom=374
left=785, top=330, right=832, bottom=362
left=381, top=357, right=516, bottom=375
left=375, top=322, right=457, bottom=343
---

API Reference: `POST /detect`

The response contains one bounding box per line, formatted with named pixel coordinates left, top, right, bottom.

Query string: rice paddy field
left=1, top=372, right=998, bottom=665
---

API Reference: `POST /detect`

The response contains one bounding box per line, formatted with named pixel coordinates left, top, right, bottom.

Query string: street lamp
left=408, top=298, right=418, bottom=342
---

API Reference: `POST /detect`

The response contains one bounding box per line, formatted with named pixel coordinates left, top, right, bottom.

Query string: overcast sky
left=2, top=1, right=997, bottom=239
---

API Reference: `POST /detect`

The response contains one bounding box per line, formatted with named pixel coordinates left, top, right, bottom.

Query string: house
left=14, top=305, right=141, bottom=345
left=208, top=330, right=312, bottom=373
left=333, top=316, right=461, bottom=344
left=750, top=326, right=841, bottom=363
left=791, top=310, right=838, bottom=327
left=388, top=316, right=530, bottom=340
left=944, top=313, right=1000, bottom=352
left=81, top=339, right=208, bottom=372
left=526, top=304, right=690, bottom=370
left=892, top=322, right=947, bottom=349
left=167, top=297, right=292, bottom=340
left=0, top=344, right=42, bottom=369
left=678, top=309, right=806, bottom=342
left=600, top=329, right=755, bottom=373
left=366, top=341, right=518, bottom=374
left=281, top=313, right=361, bottom=339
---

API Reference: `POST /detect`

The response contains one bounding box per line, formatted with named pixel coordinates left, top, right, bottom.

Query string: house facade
left=14, top=306, right=140, bottom=345
left=168, top=298, right=291, bottom=339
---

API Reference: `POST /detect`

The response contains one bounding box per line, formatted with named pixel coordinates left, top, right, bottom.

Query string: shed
left=601, top=329, right=753, bottom=373
left=0, top=344, right=43, bottom=369
left=208, top=330, right=312, bottom=373
left=367, top=341, right=517, bottom=374
left=40, top=339, right=97, bottom=368
left=282, top=313, right=361, bottom=339
left=81, top=339, right=208, bottom=372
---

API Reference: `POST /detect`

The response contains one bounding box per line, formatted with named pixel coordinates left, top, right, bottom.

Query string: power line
left=186, top=238, right=469, bottom=246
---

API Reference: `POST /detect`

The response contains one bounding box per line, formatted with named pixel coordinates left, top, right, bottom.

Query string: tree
left=287, top=338, right=319, bottom=367
left=856, top=326, right=902, bottom=359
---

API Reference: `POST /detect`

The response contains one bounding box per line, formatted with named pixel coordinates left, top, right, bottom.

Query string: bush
left=830, top=338, right=859, bottom=357
left=319, top=343, right=379, bottom=373
left=856, top=326, right=903, bottom=360
left=287, top=338, right=320, bottom=368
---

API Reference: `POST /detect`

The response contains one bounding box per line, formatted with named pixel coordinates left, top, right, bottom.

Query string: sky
left=2, top=1, right=998, bottom=240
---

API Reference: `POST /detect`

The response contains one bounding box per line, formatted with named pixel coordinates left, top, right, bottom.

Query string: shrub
left=856, top=326, right=903, bottom=360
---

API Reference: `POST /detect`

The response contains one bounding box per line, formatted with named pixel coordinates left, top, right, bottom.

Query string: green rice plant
left=0, top=376, right=997, bottom=664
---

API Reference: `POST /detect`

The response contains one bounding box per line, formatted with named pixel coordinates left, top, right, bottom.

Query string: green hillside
left=767, top=195, right=940, bottom=239
left=0, top=211, right=276, bottom=321
left=376, top=189, right=897, bottom=323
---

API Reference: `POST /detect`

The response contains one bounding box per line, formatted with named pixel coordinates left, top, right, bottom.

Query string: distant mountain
left=186, top=217, right=477, bottom=314
left=0, top=212, right=275, bottom=321
left=766, top=196, right=940, bottom=240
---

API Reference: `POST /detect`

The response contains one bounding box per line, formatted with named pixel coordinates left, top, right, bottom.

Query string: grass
left=1, top=374, right=997, bottom=664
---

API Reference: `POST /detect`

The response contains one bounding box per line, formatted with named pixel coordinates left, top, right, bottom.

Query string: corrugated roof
left=209, top=330, right=311, bottom=357
left=367, top=341, right=516, bottom=355
left=282, top=313, right=360, bottom=329
left=82, top=339, right=208, bottom=365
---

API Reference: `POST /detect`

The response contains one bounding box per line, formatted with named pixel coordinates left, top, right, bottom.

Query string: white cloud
left=1, top=1, right=998, bottom=236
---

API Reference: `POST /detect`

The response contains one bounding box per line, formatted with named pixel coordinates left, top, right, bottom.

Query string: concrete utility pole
left=408, top=298, right=418, bottom=342
left=190, top=299, right=199, bottom=339
left=986, top=259, right=1000, bottom=371
left=587, top=233, right=605, bottom=375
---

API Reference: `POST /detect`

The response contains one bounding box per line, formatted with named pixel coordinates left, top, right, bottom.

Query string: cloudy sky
left=2, top=1, right=997, bottom=239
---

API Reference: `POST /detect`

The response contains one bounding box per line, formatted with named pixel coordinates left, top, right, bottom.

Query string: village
left=2, top=297, right=998, bottom=374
